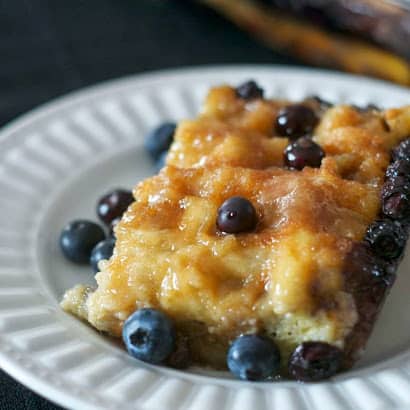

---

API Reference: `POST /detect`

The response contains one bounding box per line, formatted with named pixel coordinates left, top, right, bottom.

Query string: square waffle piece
left=62, top=81, right=410, bottom=381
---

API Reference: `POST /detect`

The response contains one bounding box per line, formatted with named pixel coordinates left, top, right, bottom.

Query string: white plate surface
left=1, top=65, right=410, bottom=410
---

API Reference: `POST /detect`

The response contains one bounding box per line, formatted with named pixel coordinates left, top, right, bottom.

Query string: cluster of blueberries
left=58, top=80, right=344, bottom=382
left=364, top=138, right=410, bottom=272
left=59, top=121, right=177, bottom=271
left=239, top=80, right=326, bottom=170
left=382, top=139, right=410, bottom=224
left=120, top=188, right=340, bottom=382
left=59, top=189, right=134, bottom=271
left=240, top=80, right=408, bottom=277
left=60, top=80, right=408, bottom=382
left=120, top=189, right=342, bottom=383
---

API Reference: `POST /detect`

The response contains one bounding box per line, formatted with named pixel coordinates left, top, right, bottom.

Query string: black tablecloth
left=0, top=1, right=304, bottom=408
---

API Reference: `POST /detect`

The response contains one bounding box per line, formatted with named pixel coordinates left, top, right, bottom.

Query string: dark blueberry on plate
left=235, top=80, right=264, bottom=100
left=122, top=308, right=175, bottom=364
left=97, top=189, right=134, bottom=225
left=365, top=220, right=406, bottom=261
left=155, top=150, right=168, bottom=173
left=60, top=220, right=105, bottom=264
left=275, top=104, right=318, bottom=139
left=288, top=341, right=343, bottom=382
left=144, top=122, right=176, bottom=161
left=392, top=138, right=410, bottom=162
left=90, top=237, right=116, bottom=273
left=382, top=191, right=410, bottom=220
left=227, top=334, right=280, bottom=381
left=284, top=137, right=325, bottom=170
left=217, top=196, right=258, bottom=234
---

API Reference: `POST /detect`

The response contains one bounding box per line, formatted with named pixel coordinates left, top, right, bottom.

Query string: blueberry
left=217, top=196, right=257, bottom=234
left=275, top=105, right=318, bottom=139
left=365, top=220, right=406, bottom=260
left=144, top=122, right=176, bottom=161
left=288, top=342, right=343, bottom=382
left=155, top=150, right=168, bottom=173
left=343, top=242, right=396, bottom=332
left=90, top=237, right=116, bottom=273
left=284, top=137, right=325, bottom=170
left=392, top=139, right=410, bottom=162
left=385, top=160, right=410, bottom=180
left=370, top=260, right=397, bottom=287
left=227, top=334, right=281, bottom=381
left=60, top=220, right=105, bottom=264
left=97, top=189, right=134, bottom=225
left=343, top=242, right=395, bottom=288
left=382, top=191, right=410, bottom=220
left=381, top=175, right=410, bottom=200
left=122, top=308, right=175, bottom=364
left=235, top=80, right=264, bottom=100
left=381, top=174, right=410, bottom=223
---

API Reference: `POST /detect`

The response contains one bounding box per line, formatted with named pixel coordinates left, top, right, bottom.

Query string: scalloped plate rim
left=0, top=65, right=410, bottom=410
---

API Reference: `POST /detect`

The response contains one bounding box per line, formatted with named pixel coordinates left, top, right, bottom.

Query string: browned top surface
left=65, top=86, right=410, bottom=358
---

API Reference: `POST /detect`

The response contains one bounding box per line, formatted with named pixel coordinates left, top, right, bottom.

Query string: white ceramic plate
left=1, top=66, right=410, bottom=410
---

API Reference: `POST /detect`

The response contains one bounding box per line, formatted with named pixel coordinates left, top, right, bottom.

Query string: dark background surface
left=0, top=0, right=304, bottom=408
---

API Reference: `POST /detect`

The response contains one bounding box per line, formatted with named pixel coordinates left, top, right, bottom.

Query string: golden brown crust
left=61, top=85, right=410, bottom=374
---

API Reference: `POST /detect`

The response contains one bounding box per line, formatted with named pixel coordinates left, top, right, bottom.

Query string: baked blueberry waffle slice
left=61, top=81, right=410, bottom=381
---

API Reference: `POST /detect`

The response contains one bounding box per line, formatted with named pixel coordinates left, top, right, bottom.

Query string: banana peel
left=201, top=0, right=410, bottom=86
